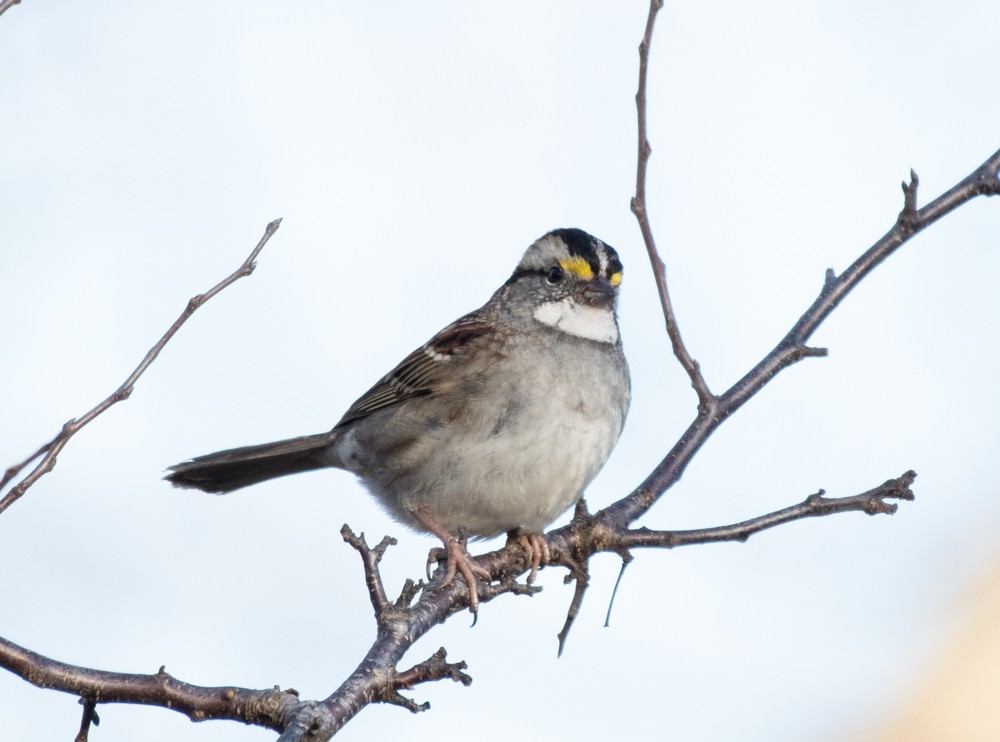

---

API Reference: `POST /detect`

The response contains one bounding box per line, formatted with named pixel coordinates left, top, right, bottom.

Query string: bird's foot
left=509, top=530, right=550, bottom=584
left=415, top=508, right=490, bottom=616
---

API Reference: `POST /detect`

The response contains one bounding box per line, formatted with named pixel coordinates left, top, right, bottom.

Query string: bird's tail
left=165, top=433, right=335, bottom=494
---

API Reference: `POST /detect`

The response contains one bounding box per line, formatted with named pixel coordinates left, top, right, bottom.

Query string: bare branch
left=0, top=636, right=297, bottom=729
left=341, top=525, right=398, bottom=619
left=74, top=699, right=100, bottom=742
left=0, top=218, right=282, bottom=516
left=394, top=578, right=423, bottom=609
left=630, top=0, right=712, bottom=407
left=555, top=498, right=597, bottom=656
left=606, top=145, right=1000, bottom=529
left=1, top=2, right=995, bottom=738
left=899, top=169, right=920, bottom=228
left=380, top=648, right=472, bottom=712
left=0, top=0, right=23, bottom=19
left=555, top=560, right=590, bottom=658
left=1, top=440, right=52, bottom=492
left=0, top=470, right=917, bottom=741
left=611, top=471, right=917, bottom=550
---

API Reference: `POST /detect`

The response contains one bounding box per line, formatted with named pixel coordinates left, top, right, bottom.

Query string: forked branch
left=606, top=148, right=1000, bottom=531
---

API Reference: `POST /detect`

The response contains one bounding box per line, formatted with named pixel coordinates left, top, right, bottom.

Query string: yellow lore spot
left=559, top=256, right=594, bottom=280
left=609, top=271, right=622, bottom=287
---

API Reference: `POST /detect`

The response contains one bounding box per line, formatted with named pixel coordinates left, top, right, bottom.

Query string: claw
left=413, top=507, right=491, bottom=615
left=439, top=536, right=491, bottom=615
left=517, top=532, right=550, bottom=584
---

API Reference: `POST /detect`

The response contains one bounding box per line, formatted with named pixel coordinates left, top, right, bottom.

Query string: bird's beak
left=578, top=278, right=616, bottom=308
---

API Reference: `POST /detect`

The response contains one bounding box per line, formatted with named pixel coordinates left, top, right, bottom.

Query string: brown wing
left=333, top=310, right=494, bottom=429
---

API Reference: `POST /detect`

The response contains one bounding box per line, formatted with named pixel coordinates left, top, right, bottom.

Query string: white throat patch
left=533, top=299, right=619, bottom=343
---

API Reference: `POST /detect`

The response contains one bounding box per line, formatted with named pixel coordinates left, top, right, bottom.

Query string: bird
left=166, top=228, right=630, bottom=613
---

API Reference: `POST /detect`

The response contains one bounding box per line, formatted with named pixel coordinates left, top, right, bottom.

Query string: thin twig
left=606, top=145, right=1000, bottom=529
left=74, top=699, right=100, bottom=742
left=612, top=471, right=917, bottom=550
left=603, top=553, right=632, bottom=628
left=0, top=440, right=52, bottom=492
left=0, top=0, right=23, bottom=19
left=341, top=525, right=397, bottom=619
left=379, top=648, right=472, bottom=712
left=554, top=499, right=596, bottom=656
left=630, top=0, right=712, bottom=406
left=555, top=559, right=590, bottom=657
left=0, top=218, right=282, bottom=516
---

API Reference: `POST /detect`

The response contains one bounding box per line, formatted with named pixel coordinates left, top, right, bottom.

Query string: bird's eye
left=545, top=265, right=564, bottom=285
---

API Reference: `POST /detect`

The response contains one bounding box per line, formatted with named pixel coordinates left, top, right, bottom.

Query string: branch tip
left=75, top=698, right=100, bottom=742
left=0, top=0, right=23, bottom=19
left=823, top=268, right=837, bottom=293
left=383, top=648, right=472, bottom=712
left=342, top=525, right=397, bottom=616
left=899, top=169, right=920, bottom=225
left=394, top=578, right=423, bottom=608
left=556, top=559, right=591, bottom=658
left=385, top=695, right=430, bottom=714
left=340, top=524, right=363, bottom=549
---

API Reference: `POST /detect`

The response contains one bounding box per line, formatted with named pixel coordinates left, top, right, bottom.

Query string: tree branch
left=611, top=471, right=917, bottom=550
left=605, top=147, right=1000, bottom=530
left=74, top=698, right=99, bottom=742
left=0, top=470, right=915, bottom=740
left=0, top=218, right=282, bottom=516
left=0, top=636, right=297, bottom=729
left=380, top=648, right=472, bottom=712
left=630, top=0, right=713, bottom=408
left=0, top=0, right=23, bottom=19
left=2, top=2, right=997, bottom=739
left=340, top=526, right=397, bottom=620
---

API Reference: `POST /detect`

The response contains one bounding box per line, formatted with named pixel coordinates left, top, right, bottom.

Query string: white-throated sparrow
left=166, top=228, right=630, bottom=612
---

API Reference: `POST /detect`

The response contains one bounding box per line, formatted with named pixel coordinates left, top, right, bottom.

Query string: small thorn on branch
left=899, top=169, right=920, bottom=227
left=75, top=698, right=100, bottom=742
left=394, top=578, right=423, bottom=608
left=571, top=497, right=593, bottom=526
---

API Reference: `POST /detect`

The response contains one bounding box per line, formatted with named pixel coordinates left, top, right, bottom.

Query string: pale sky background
left=2, top=2, right=1000, bottom=741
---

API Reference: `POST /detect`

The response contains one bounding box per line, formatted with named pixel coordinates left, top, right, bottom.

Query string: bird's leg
left=507, top=530, right=550, bottom=584
left=413, top=507, right=491, bottom=615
